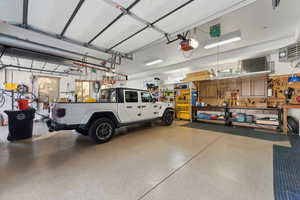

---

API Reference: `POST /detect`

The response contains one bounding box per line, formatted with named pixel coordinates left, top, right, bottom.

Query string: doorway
left=37, top=76, right=60, bottom=105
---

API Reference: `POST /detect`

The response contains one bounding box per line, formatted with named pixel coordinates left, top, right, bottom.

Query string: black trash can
left=4, top=108, right=35, bottom=141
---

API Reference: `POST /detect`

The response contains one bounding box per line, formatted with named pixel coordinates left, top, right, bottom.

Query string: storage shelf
left=193, top=106, right=280, bottom=111
left=232, top=122, right=278, bottom=130
left=196, top=119, right=225, bottom=125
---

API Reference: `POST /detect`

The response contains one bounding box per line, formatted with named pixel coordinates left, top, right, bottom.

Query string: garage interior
left=1, top=0, right=300, bottom=199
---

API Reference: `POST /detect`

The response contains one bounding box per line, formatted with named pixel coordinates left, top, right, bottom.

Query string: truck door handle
left=137, top=113, right=142, bottom=116
left=142, top=106, right=147, bottom=108
left=137, top=106, right=141, bottom=109
left=127, top=106, right=133, bottom=108
left=154, top=105, right=158, bottom=108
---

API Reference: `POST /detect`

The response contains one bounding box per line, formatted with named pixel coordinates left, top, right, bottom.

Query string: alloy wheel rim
left=96, top=122, right=112, bottom=140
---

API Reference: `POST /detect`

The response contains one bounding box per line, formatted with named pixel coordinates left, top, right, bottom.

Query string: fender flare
left=163, top=107, right=174, bottom=116
left=86, top=112, right=120, bottom=128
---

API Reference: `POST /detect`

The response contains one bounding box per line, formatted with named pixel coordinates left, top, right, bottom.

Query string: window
left=100, top=89, right=117, bottom=103
left=141, top=92, right=152, bottom=102
left=125, top=91, right=138, bottom=103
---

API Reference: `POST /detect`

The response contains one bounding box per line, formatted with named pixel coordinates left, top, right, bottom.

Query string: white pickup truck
left=47, top=87, right=174, bottom=143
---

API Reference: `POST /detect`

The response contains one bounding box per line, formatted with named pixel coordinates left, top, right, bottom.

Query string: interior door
left=140, top=91, right=158, bottom=120
left=118, top=90, right=141, bottom=123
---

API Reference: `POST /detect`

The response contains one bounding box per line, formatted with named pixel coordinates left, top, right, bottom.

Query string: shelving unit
left=175, top=88, right=191, bottom=120
left=193, top=106, right=281, bottom=131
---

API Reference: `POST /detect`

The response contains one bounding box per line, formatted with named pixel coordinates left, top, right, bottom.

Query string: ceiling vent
left=241, top=57, right=270, bottom=73
left=279, top=41, right=300, bottom=62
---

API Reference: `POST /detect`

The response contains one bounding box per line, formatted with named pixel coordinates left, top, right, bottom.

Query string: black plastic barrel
left=4, top=108, right=35, bottom=141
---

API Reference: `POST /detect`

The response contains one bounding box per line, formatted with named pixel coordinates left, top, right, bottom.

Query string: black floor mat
left=273, top=137, right=300, bottom=200
left=182, top=122, right=287, bottom=142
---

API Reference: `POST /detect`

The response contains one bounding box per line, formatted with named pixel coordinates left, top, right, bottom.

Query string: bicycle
left=0, top=86, right=37, bottom=109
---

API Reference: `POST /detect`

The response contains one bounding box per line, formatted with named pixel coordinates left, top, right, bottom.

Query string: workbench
left=193, top=106, right=281, bottom=131
left=282, top=104, right=300, bottom=134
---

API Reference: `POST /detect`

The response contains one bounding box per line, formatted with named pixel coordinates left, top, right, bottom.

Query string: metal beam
left=88, top=0, right=141, bottom=45
left=102, top=0, right=168, bottom=38
left=60, top=0, right=85, bottom=37
left=22, top=0, right=29, bottom=27
left=12, top=24, right=133, bottom=61
left=151, top=0, right=195, bottom=25
left=53, top=64, right=61, bottom=72
left=109, top=26, right=148, bottom=50
left=88, top=13, right=124, bottom=44
left=3, top=64, right=70, bottom=75
left=30, top=59, right=34, bottom=71
left=0, top=47, right=6, bottom=58
left=0, top=33, right=112, bottom=69
left=109, top=0, right=195, bottom=50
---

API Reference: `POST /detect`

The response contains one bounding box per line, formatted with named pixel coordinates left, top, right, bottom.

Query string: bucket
left=17, top=99, right=29, bottom=110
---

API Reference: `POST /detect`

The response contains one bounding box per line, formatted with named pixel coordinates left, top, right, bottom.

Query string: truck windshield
left=99, top=89, right=117, bottom=103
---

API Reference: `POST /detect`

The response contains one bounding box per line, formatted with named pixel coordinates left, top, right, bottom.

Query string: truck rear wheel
left=88, top=118, right=115, bottom=144
left=162, top=110, right=174, bottom=126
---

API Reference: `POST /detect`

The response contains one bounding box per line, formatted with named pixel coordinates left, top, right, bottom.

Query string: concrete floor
left=0, top=121, right=291, bottom=200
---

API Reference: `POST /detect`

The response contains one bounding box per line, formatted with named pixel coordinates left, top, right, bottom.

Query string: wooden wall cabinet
left=198, top=76, right=267, bottom=99
left=240, top=77, right=267, bottom=98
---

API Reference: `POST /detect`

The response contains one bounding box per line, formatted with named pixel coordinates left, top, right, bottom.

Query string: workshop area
left=1, top=0, right=300, bottom=200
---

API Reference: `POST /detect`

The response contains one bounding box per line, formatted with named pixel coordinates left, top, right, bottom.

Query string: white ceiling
left=119, top=0, right=300, bottom=78
left=0, top=0, right=299, bottom=81
left=0, top=0, right=255, bottom=54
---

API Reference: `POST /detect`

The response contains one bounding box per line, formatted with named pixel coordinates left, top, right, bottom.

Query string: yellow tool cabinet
left=175, top=89, right=191, bottom=120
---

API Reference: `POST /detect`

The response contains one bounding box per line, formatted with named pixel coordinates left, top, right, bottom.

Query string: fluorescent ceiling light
left=145, top=59, right=163, bottom=66
left=204, top=31, right=242, bottom=49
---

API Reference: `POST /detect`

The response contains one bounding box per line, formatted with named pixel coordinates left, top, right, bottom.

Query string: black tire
left=75, top=127, right=88, bottom=136
left=88, top=118, right=115, bottom=144
left=287, top=116, right=299, bottom=135
left=162, top=110, right=174, bottom=126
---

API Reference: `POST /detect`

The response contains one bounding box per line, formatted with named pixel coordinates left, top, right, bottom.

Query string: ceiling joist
left=60, top=0, right=85, bottom=37
left=88, top=0, right=142, bottom=44
left=22, top=0, right=29, bottom=28
left=3, top=64, right=70, bottom=76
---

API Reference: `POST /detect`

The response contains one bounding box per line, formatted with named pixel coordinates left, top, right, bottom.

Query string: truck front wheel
left=162, top=110, right=174, bottom=126
left=88, top=118, right=115, bottom=144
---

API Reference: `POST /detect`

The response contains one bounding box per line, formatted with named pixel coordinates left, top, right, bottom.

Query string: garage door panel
left=43, top=63, right=58, bottom=71
left=65, top=0, right=122, bottom=43
left=19, top=58, right=34, bottom=68
left=131, top=0, right=187, bottom=23
left=91, top=15, right=145, bottom=49
left=30, top=61, right=45, bottom=70
left=57, top=65, right=70, bottom=72
left=114, top=29, right=162, bottom=53
left=0, top=0, right=22, bottom=23
left=28, top=0, right=80, bottom=34
left=156, top=0, right=246, bottom=33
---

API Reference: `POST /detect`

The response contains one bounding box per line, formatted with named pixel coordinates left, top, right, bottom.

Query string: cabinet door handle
left=127, top=106, right=133, bottom=108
